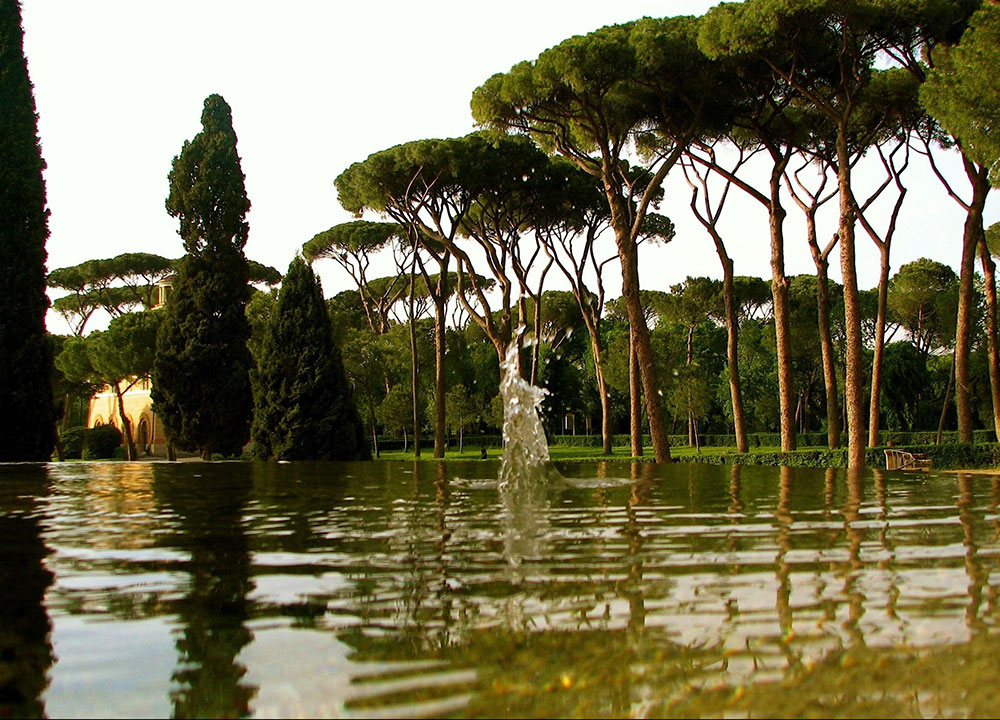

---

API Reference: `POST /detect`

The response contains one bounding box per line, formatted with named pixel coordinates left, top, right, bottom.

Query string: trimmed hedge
left=674, top=443, right=1000, bottom=469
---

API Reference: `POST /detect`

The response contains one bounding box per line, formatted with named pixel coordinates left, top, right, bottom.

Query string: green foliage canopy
left=252, top=257, right=369, bottom=460
left=153, top=94, right=254, bottom=458
left=921, top=3, right=1000, bottom=185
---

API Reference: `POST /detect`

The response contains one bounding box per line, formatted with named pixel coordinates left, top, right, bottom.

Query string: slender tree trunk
left=815, top=261, right=841, bottom=449
left=629, top=333, right=643, bottom=457
left=868, top=244, right=891, bottom=447
left=433, top=295, right=447, bottom=458
left=591, top=338, right=613, bottom=455
left=531, top=292, right=543, bottom=387
left=938, top=353, right=956, bottom=445
left=768, top=169, right=796, bottom=452
left=365, top=394, right=380, bottom=459
left=114, top=384, right=137, bottom=461
left=978, top=237, right=1000, bottom=442
left=61, top=394, right=72, bottom=431
left=721, top=258, right=749, bottom=453
left=686, top=324, right=695, bottom=446
left=838, top=130, right=865, bottom=468
left=955, top=163, right=990, bottom=443
left=408, top=253, right=421, bottom=458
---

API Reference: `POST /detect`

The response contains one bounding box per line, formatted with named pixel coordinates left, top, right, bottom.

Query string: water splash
left=497, top=334, right=551, bottom=490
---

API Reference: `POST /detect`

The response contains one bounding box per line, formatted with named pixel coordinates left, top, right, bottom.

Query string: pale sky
left=19, top=0, right=999, bottom=334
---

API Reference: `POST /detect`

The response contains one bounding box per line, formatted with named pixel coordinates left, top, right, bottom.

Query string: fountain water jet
left=497, top=333, right=555, bottom=489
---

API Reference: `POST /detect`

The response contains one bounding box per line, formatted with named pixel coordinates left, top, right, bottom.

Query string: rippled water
left=2, top=460, right=999, bottom=718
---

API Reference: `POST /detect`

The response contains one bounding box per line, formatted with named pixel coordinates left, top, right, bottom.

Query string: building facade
left=85, top=276, right=174, bottom=456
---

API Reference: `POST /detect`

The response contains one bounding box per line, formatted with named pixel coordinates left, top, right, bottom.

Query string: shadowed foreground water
left=1, top=460, right=999, bottom=718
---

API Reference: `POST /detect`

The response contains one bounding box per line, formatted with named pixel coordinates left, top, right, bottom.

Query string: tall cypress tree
left=0, top=1, right=55, bottom=461
left=153, top=94, right=253, bottom=460
left=252, top=256, right=370, bottom=461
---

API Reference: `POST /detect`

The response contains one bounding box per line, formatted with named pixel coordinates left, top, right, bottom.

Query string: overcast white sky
left=19, top=0, right=999, bottom=334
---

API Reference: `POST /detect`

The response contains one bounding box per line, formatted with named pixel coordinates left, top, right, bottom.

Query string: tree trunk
left=868, top=243, right=891, bottom=447
left=618, top=240, right=670, bottom=461
left=629, top=332, right=643, bottom=457
left=408, top=253, right=421, bottom=458
left=531, top=291, right=543, bottom=387
left=592, top=338, right=613, bottom=455
left=838, top=129, right=866, bottom=468
left=937, top=353, right=955, bottom=445
left=978, top=237, right=1000, bottom=442
left=686, top=324, right=695, bottom=447
left=433, top=294, right=447, bottom=458
left=815, top=260, right=841, bottom=449
left=955, top=162, right=990, bottom=443
left=114, top=384, right=137, bottom=461
left=61, top=393, right=73, bottom=431
left=769, top=169, right=796, bottom=452
left=721, top=258, right=749, bottom=453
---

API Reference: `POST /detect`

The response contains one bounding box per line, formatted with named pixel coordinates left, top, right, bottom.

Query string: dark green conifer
left=0, top=1, right=55, bottom=461
left=252, top=256, right=370, bottom=460
left=153, top=95, right=253, bottom=459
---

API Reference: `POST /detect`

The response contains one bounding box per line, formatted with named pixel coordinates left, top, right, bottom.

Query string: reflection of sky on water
left=46, top=617, right=176, bottom=719
left=2, top=461, right=997, bottom=717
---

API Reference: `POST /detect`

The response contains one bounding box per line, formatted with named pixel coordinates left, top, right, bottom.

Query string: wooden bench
left=884, top=449, right=933, bottom=471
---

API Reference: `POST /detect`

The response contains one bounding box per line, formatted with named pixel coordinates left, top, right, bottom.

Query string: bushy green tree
left=153, top=94, right=254, bottom=460
left=251, top=257, right=369, bottom=461
left=0, top=1, right=55, bottom=461
left=87, top=311, right=162, bottom=460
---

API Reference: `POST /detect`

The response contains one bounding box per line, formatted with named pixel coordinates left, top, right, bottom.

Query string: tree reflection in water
left=0, top=465, right=54, bottom=719
left=152, top=463, right=256, bottom=719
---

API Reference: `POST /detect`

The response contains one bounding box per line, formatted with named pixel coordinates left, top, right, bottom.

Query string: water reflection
left=0, top=465, right=54, bottom=719
left=7, top=461, right=1000, bottom=717
left=152, top=464, right=256, bottom=718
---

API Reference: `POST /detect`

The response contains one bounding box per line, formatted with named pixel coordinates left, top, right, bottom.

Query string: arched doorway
left=137, top=419, right=150, bottom=455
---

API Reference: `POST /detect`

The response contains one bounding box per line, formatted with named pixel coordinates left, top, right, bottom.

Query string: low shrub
left=82, top=425, right=122, bottom=460
left=60, top=426, right=87, bottom=459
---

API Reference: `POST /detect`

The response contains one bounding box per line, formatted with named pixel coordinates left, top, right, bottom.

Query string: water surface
left=1, top=460, right=998, bottom=718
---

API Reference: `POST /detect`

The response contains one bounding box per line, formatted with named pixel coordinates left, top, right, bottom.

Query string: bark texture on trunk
left=769, top=170, right=796, bottom=452
left=955, top=162, right=990, bottom=443
left=979, top=238, right=1000, bottom=441
left=629, top=333, right=643, bottom=457
left=433, top=296, right=446, bottom=458
left=867, top=245, right=891, bottom=448
left=591, top=337, right=613, bottom=455
left=815, top=262, right=841, bottom=449
left=722, top=262, right=749, bottom=453
left=618, top=240, right=670, bottom=461
left=115, top=384, right=137, bottom=461
left=838, top=132, right=865, bottom=468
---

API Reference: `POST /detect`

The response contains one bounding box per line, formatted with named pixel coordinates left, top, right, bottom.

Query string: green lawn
left=371, top=443, right=830, bottom=462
